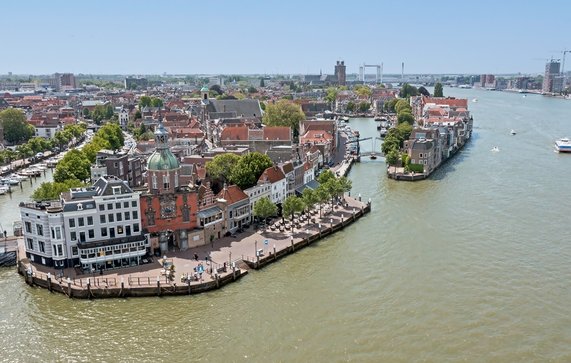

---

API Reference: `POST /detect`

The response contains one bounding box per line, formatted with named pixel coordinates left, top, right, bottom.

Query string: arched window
left=152, top=174, right=157, bottom=189
left=174, top=171, right=179, bottom=188
left=163, top=174, right=169, bottom=189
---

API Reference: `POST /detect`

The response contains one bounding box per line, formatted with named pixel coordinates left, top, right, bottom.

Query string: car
left=35, top=152, right=44, bottom=158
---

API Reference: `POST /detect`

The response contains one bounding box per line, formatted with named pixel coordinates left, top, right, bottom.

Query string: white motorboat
left=491, top=146, right=500, bottom=152
left=472, top=98, right=478, bottom=102
left=510, top=129, right=516, bottom=135
left=0, top=185, right=9, bottom=195
left=555, top=137, right=571, bottom=153
left=0, top=177, right=19, bottom=186
left=9, top=174, right=27, bottom=182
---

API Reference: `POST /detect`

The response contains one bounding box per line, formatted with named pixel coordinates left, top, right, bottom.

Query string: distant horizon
left=2, top=0, right=570, bottom=75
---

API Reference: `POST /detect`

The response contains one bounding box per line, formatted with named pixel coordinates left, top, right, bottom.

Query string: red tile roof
left=258, top=166, right=285, bottom=184
left=216, top=185, right=249, bottom=204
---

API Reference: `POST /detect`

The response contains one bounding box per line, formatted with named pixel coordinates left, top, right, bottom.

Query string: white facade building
left=20, top=175, right=148, bottom=272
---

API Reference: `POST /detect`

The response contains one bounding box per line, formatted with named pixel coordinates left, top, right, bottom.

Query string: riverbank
left=16, top=195, right=371, bottom=299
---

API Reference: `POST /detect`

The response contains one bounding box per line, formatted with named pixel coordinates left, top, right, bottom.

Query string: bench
left=256, top=249, right=264, bottom=257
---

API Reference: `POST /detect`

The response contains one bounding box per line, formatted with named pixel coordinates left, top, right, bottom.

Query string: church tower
left=146, top=122, right=180, bottom=194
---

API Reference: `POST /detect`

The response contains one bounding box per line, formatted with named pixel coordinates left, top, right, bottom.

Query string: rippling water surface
left=2, top=89, right=571, bottom=362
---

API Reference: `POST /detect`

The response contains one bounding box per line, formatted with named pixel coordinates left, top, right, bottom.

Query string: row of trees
left=32, top=122, right=123, bottom=200
left=84, top=104, right=115, bottom=124
left=346, top=101, right=371, bottom=113
left=252, top=170, right=352, bottom=225
left=0, top=123, right=86, bottom=165
left=205, top=152, right=273, bottom=191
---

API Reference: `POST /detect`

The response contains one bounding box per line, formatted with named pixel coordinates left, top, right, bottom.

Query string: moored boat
left=0, top=185, right=9, bottom=195
left=555, top=137, right=571, bottom=153
left=342, top=116, right=350, bottom=122
left=380, top=128, right=388, bottom=138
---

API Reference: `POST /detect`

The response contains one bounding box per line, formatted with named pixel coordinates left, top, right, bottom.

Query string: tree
left=0, top=109, right=34, bottom=143
left=385, top=149, right=400, bottom=165
left=27, top=137, right=50, bottom=154
left=434, top=82, right=444, bottom=97
left=82, top=108, right=91, bottom=119
left=262, top=100, right=305, bottom=138
left=381, top=135, right=400, bottom=155
left=325, top=87, right=338, bottom=106
left=82, top=136, right=111, bottom=163
left=358, top=102, right=370, bottom=112
left=54, top=130, right=71, bottom=150
left=253, top=197, right=277, bottom=227
left=395, top=99, right=412, bottom=114
left=206, top=153, right=241, bottom=184
left=247, top=86, right=257, bottom=94
left=323, top=179, right=343, bottom=207
left=317, top=169, right=336, bottom=184
left=16, top=144, right=33, bottom=161
left=139, top=96, right=152, bottom=108
left=338, top=176, right=352, bottom=195
left=97, top=122, right=124, bottom=150
left=209, top=85, right=223, bottom=96
left=32, top=179, right=86, bottom=201
left=399, top=83, right=419, bottom=98
left=315, top=185, right=329, bottom=217
left=345, top=101, right=355, bottom=113
left=229, top=152, right=273, bottom=190
left=150, top=97, right=163, bottom=107
left=282, top=195, right=305, bottom=223
left=354, top=84, right=372, bottom=98
left=385, top=98, right=398, bottom=113
left=53, top=149, right=91, bottom=182
left=397, top=112, right=415, bottom=125
left=302, top=188, right=318, bottom=214
left=134, top=110, right=142, bottom=120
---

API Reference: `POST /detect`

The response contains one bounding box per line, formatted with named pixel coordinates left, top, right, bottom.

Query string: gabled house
left=216, top=184, right=251, bottom=234
left=258, top=166, right=287, bottom=204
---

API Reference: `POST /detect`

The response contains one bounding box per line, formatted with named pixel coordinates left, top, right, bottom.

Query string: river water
left=1, top=88, right=571, bottom=362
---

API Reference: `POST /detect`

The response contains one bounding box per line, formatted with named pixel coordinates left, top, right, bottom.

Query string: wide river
left=1, top=88, right=571, bottom=362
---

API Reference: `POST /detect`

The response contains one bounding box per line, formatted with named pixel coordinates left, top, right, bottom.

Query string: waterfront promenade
left=17, top=195, right=370, bottom=298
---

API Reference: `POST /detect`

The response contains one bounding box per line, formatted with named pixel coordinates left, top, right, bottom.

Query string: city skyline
left=2, top=0, right=570, bottom=75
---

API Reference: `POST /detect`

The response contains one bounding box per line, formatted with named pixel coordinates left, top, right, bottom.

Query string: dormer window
left=112, top=186, right=121, bottom=195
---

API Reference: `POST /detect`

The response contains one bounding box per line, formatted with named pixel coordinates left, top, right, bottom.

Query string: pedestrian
left=205, top=256, right=209, bottom=265
left=194, top=253, right=198, bottom=261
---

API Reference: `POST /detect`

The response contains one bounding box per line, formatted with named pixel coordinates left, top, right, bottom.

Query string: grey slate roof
left=207, top=99, right=262, bottom=118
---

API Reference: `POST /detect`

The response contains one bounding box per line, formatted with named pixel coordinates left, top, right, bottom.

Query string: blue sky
left=2, top=0, right=570, bottom=75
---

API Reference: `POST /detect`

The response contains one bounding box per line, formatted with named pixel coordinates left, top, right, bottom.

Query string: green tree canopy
left=253, top=197, right=278, bottom=223
left=229, top=152, right=273, bottom=190
left=282, top=195, right=305, bottom=221
left=32, top=179, right=86, bottom=201
left=385, top=149, right=400, bottom=165
left=354, top=84, right=372, bottom=98
left=139, top=96, right=152, bottom=108
left=150, top=97, right=163, bottom=107
left=434, top=82, right=444, bottom=97
left=346, top=101, right=356, bottom=112
left=399, top=83, right=419, bottom=98
left=385, top=98, right=398, bottom=113
left=395, top=99, right=412, bottom=114
left=97, top=122, right=124, bottom=150
left=53, top=149, right=91, bottom=182
left=397, top=112, right=415, bottom=125
left=418, top=86, right=430, bottom=97
left=358, top=102, right=371, bottom=112
left=262, top=100, right=305, bottom=137
left=302, top=188, right=318, bottom=213
left=206, top=153, right=241, bottom=183
left=317, top=169, right=336, bottom=184
left=325, top=87, right=338, bottom=105
left=0, top=109, right=34, bottom=143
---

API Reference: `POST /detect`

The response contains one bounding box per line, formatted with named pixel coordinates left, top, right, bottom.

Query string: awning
left=197, top=206, right=222, bottom=219
left=295, top=179, right=320, bottom=194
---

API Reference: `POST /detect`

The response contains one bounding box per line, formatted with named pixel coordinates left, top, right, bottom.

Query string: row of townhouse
left=404, top=96, right=474, bottom=175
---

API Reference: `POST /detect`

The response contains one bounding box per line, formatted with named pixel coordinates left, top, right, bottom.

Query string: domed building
left=146, top=122, right=180, bottom=193
left=140, top=122, right=201, bottom=253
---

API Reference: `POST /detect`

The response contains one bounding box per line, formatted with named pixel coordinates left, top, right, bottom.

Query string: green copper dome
left=200, top=86, right=209, bottom=92
left=147, top=149, right=180, bottom=171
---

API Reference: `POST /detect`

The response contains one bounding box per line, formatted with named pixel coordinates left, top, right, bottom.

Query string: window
left=116, top=213, right=122, bottom=222
left=25, top=222, right=32, bottom=233
left=108, top=203, right=113, bottom=210
left=99, top=204, right=105, bottom=211
left=88, top=229, right=94, bottom=239
left=87, top=216, right=93, bottom=225
left=125, top=212, right=130, bottom=220
left=101, top=228, right=108, bottom=237
left=152, top=174, right=157, bottom=189
left=163, top=174, right=170, bottom=189
left=36, top=224, right=43, bottom=236
left=55, top=227, right=61, bottom=240
left=116, top=202, right=121, bottom=209
left=112, top=186, right=121, bottom=195
left=132, top=211, right=138, bottom=220
left=72, top=246, right=78, bottom=256
left=131, top=201, right=137, bottom=208
left=57, top=245, right=63, bottom=257
left=79, top=232, right=85, bottom=243
left=27, top=238, right=34, bottom=250
left=117, top=226, right=123, bottom=234
left=78, top=218, right=84, bottom=227
left=124, top=202, right=129, bottom=208
left=109, top=214, right=114, bottom=223
left=109, top=228, right=115, bottom=238
left=51, top=228, right=55, bottom=239
left=39, top=241, right=45, bottom=253
left=100, top=215, right=106, bottom=224
left=71, top=231, right=77, bottom=241
left=133, top=223, right=140, bottom=233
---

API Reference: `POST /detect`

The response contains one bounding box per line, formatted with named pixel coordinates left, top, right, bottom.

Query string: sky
left=2, top=0, right=570, bottom=76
